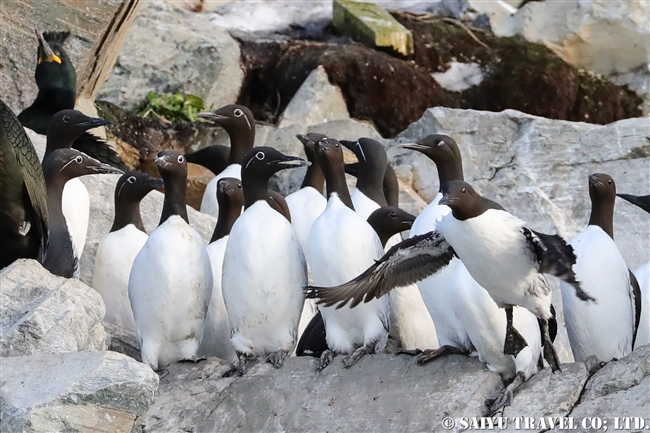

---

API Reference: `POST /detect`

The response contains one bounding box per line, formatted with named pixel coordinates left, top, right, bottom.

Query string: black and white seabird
left=221, top=147, right=309, bottom=373
left=561, top=174, right=641, bottom=362
left=198, top=177, right=244, bottom=360
left=44, top=109, right=110, bottom=258
left=128, top=151, right=213, bottom=371
left=91, top=171, right=164, bottom=332
left=616, top=192, right=650, bottom=348
left=306, top=180, right=592, bottom=372
left=196, top=105, right=255, bottom=218
left=0, top=98, right=48, bottom=269
left=42, top=149, right=123, bottom=278
left=18, top=30, right=127, bottom=170
left=308, top=137, right=389, bottom=370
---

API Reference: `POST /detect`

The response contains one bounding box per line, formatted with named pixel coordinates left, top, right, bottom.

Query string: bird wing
left=72, top=132, right=128, bottom=171
left=617, top=193, right=650, bottom=214
left=629, top=269, right=642, bottom=347
left=305, top=230, right=456, bottom=309
left=0, top=100, right=49, bottom=261
left=523, top=227, right=594, bottom=302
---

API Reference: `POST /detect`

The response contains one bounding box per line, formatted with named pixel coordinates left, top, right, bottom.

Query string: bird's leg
left=540, top=318, right=561, bottom=373
left=266, top=349, right=288, bottom=369
left=223, top=352, right=258, bottom=377
left=396, top=348, right=424, bottom=356
left=316, top=349, right=334, bottom=373
left=486, top=371, right=525, bottom=416
left=343, top=345, right=372, bottom=368
left=179, top=355, right=207, bottom=363
left=410, top=345, right=469, bottom=366
left=504, top=306, right=528, bottom=356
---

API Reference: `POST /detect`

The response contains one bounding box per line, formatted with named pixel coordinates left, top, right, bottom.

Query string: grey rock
left=103, top=321, right=141, bottom=362
left=0, top=259, right=106, bottom=358
left=307, top=118, right=382, bottom=141
left=146, top=354, right=504, bottom=432
left=582, top=344, right=650, bottom=401
left=278, top=65, right=350, bottom=128
left=98, top=2, right=243, bottom=111
left=501, top=363, right=590, bottom=432
left=1, top=351, right=158, bottom=433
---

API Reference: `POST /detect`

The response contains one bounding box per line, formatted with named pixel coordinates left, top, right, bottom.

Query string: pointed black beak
left=439, top=195, right=451, bottom=206
left=276, top=155, right=310, bottom=169
left=400, top=142, right=429, bottom=152
left=197, top=111, right=228, bottom=123
left=88, top=162, right=124, bottom=175
left=339, top=140, right=357, bottom=152
left=147, top=177, right=165, bottom=191
left=78, top=117, right=110, bottom=129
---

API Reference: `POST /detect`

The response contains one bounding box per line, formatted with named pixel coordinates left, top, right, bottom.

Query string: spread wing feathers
left=72, top=133, right=129, bottom=171
left=305, top=230, right=456, bottom=309
left=0, top=100, right=49, bottom=261
left=523, top=227, right=594, bottom=302
left=629, top=269, right=642, bottom=347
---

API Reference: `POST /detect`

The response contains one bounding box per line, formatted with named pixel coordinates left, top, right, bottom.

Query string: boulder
left=1, top=351, right=158, bottom=433
left=552, top=345, right=650, bottom=432
left=103, top=321, right=141, bottom=362
left=146, top=354, right=504, bottom=432
left=492, top=0, right=649, bottom=76
left=333, top=0, right=414, bottom=57
left=98, top=2, right=244, bottom=112
left=278, top=66, right=350, bottom=128
left=0, top=260, right=106, bottom=358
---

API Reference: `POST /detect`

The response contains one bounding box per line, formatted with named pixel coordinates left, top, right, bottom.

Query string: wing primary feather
left=524, top=228, right=595, bottom=302
left=304, top=231, right=455, bottom=309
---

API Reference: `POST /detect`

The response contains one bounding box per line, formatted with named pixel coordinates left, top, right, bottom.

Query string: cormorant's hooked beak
left=35, top=29, right=62, bottom=65
left=276, top=155, right=310, bottom=168
left=78, top=117, right=110, bottom=129
left=88, top=162, right=123, bottom=175
left=197, top=111, right=229, bottom=122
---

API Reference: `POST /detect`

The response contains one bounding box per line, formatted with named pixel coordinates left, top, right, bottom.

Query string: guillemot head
left=43, top=148, right=123, bottom=182
left=217, top=177, right=244, bottom=207
left=242, top=146, right=309, bottom=178
left=339, top=138, right=386, bottom=167
left=401, top=134, right=463, bottom=190
left=46, top=110, right=109, bottom=149
left=367, top=206, right=416, bottom=243
left=156, top=150, right=187, bottom=178
left=197, top=104, right=255, bottom=134
left=439, top=180, right=494, bottom=221
left=588, top=173, right=616, bottom=203
left=116, top=171, right=165, bottom=201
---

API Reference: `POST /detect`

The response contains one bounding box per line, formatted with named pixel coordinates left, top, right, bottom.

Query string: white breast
left=285, top=186, right=327, bottom=261
left=351, top=189, right=380, bottom=221
left=439, top=209, right=552, bottom=319
left=309, top=195, right=389, bottom=354
left=62, top=178, right=89, bottom=257
left=200, top=164, right=242, bottom=218
left=561, top=225, right=635, bottom=362
left=634, top=262, right=649, bottom=349
left=222, top=201, right=307, bottom=357
left=198, top=236, right=236, bottom=361
left=92, top=224, right=148, bottom=333
left=128, top=215, right=213, bottom=370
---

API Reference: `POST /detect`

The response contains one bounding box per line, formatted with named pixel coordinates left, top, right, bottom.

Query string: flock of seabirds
left=1, top=30, right=649, bottom=414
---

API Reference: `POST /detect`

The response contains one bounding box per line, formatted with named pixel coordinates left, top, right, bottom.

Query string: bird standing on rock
left=308, top=137, right=389, bottom=371
left=197, top=105, right=256, bottom=218
left=0, top=98, right=48, bottom=269
left=129, top=151, right=213, bottom=371
left=198, top=177, right=244, bottom=361
left=221, top=147, right=309, bottom=374
left=307, top=180, right=593, bottom=373
left=18, top=30, right=127, bottom=170
left=92, top=171, right=164, bottom=333
left=42, top=149, right=123, bottom=278
left=616, top=192, right=650, bottom=349
left=561, top=174, right=640, bottom=362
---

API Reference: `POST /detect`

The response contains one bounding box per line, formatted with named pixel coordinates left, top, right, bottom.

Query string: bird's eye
left=237, top=183, right=242, bottom=188
left=607, top=179, right=612, bottom=184
left=389, top=212, right=397, bottom=218
left=234, top=109, right=243, bottom=117
left=437, top=141, right=445, bottom=147
left=255, top=151, right=265, bottom=160
left=74, top=155, right=83, bottom=164
left=63, top=115, right=71, bottom=122
left=177, top=155, right=185, bottom=163
left=127, top=176, right=136, bottom=184
left=461, top=187, right=467, bottom=193
left=335, top=143, right=340, bottom=148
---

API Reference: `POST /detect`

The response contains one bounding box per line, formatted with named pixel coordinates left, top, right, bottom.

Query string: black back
left=296, top=311, right=328, bottom=358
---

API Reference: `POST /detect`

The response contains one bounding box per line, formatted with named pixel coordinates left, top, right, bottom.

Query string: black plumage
left=0, top=99, right=49, bottom=268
